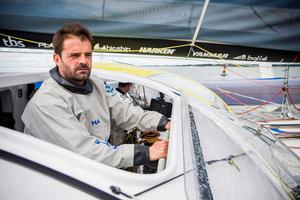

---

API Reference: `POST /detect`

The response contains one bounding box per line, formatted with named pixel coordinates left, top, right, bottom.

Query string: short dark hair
left=118, top=82, right=132, bottom=87
left=52, top=22, right=93, bottom=55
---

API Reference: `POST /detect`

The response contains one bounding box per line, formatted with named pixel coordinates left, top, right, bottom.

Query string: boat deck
left=230, top=105, right=300, bottom=158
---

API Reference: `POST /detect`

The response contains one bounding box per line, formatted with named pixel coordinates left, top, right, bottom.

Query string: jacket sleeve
left=22, top=95, right=135, bottom=169
left=106, top=92, right=168, bottom=131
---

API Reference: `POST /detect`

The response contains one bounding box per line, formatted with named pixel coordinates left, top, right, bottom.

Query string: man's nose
left=79, top=54, right=88, bottom=63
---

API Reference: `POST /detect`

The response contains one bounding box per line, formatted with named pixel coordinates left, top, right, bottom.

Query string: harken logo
left=139, top=47, right=176, bottom=55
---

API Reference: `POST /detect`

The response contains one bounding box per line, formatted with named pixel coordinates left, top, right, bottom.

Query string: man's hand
left=149, top=140, right=169, bottom=161
left=165, top=121, right=171, bottom=130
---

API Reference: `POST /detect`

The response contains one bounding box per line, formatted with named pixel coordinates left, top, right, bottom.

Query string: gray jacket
left=109, top=86, right=138, bottom=146
left=22, top=67, right=169, bottom=168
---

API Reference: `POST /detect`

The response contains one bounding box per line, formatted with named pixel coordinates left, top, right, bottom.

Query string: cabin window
left=0, top=84, right=36, bottom=132
left=1, top=78, right=173, bottom=174
left=0, top=89, right=14, bottom=129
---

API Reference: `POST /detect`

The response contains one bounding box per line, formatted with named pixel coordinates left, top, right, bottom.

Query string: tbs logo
left=2, top=36, right=25, bottom=48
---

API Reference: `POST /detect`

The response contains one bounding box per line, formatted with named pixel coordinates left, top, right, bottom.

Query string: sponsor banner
left=93, top=37, right=188, bottom=56
left=0, top=29, right=299, bottom=63
left=0, top=30, right=53, bottom=49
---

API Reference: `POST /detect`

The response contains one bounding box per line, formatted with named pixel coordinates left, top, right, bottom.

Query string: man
left=116, top=82, right=132, bottom=96
left=109, top=82, right=135, bottom=146
left=22, top=22, right=170, bottom=169
left=115, top=82, right=138, bottom=105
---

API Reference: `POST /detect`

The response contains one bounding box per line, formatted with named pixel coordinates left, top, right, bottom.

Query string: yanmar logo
left=233, top=54, right=268, bottom=61
left=192, top=51, right=229, bottom=59
left=91, top=118, right=101, bottom=127
left=2, top=36, right=25, bottom=48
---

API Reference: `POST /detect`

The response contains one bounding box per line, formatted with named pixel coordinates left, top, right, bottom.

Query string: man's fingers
left=149, top=140, right=169, bottom=161
left=165, top=122, right=171, bottom=130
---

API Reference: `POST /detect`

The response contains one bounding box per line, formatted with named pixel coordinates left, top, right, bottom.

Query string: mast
left=281, top=64, right=291, bottom=118
left=187, top=0, right=210, bottom=57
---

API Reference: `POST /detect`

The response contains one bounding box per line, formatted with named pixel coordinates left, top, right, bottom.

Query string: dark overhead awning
left=1, top=0, right=299, bottom=62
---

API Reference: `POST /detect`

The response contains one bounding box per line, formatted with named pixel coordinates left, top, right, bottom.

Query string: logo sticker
left=91, top=118, right=101, bottom=126
left=233, top=54, right=268, bottom=61
left=2, top=36, right=25, bottom=48
left=95, top=138, right=117, bottom=149
left=105, top=85, right=117, bottom=96
left=105, top=85, right=113, bottom=93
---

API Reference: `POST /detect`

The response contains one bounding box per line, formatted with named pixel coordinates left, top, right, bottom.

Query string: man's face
left=53, top=36, right=92, bottom=85
left=123, top=83, right=132, bottom=93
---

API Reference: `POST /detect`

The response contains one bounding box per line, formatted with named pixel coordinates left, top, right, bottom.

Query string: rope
left=217, top=87, right=283, bottom=120
left=217, top=87, right=281, bottom=105
left=245, top=110, right=281, bottom=121
left=134, top=171, right=187, bottom=196
left=236, top=90, right=283, bottom=116
left=288, top=146, right=300, bottom=149
left=258, top=113, right=281, bottom=120
left=289, top=87, right=300, bottom=91
left=287, top=90, right=300, bottom=112
left=217, top=88, right=247, bottom=105
left=206, top=153, right=246, bottom=165
left=256, top=118, right=294, bottom=123
left=226, top=67, right=281, bottom=89
left=216, top=87, right=286, bottom=120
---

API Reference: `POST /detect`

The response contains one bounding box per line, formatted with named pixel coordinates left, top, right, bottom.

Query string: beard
left=60, top=61, right=91, bottom=85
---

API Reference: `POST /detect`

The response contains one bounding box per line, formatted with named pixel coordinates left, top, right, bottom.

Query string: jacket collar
left=49, top=66, right=93, bottom=94
left=116, top=87, right=126, bottom=95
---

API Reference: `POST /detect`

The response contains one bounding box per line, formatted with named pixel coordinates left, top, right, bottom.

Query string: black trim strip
left=0, top=149, right=119, bottom=200
left=188, top=105, right=213, bottom=200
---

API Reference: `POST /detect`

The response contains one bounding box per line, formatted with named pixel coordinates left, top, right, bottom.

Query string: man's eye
left=70, top=54, right=80, bottom=58
left=86, top=53, right=92, bottom=57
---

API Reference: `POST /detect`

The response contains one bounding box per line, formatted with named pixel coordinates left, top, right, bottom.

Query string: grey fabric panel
left=0, top=0, right=299, bottom=51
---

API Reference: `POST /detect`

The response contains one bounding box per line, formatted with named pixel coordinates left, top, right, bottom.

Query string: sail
left=0, top=0, right=300, bottom=62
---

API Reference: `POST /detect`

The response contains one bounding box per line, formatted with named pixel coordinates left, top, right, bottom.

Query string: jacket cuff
left=157, top=116, right=169, bottom=131
left=133, top=144, right=149, bottom=166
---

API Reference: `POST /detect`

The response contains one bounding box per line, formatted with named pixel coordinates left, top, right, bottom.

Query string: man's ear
left=53, top=53, right=61, bottom=67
